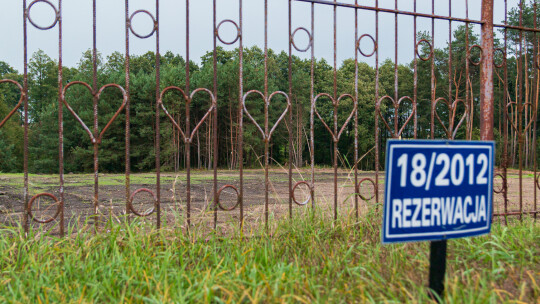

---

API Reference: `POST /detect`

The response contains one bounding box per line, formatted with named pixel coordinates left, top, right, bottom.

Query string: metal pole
left=428, top=240, right=447, bottom=302
left=480, top=0, right=494, bottom=141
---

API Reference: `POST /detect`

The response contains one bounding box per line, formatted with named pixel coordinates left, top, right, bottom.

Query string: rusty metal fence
left=0, top=0, right=538, bottom=236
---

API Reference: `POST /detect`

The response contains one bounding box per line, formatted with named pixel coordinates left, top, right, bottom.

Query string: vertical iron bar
left=288, top=0, right=293, bottom=219
left=518, top=0, right=524, bottom=221
left=264, top=0, right=269, bottom=230
left=502, top=0, right=509, bottom=223
left=239, top=0, right=244, bottom=229
left=374, top=0, right=379, bottom=207
left=58, top=0, right=64, bottom=236
left=393, top=0, right=398, bottom=137
left=333, top=106, right=338, bottom=220
left=413, top=0, right=418, bottom=140
left=310, top=3, right=315, bottom=210
left=534, top=1, right=538, bottom=221
left=213, top=1, right=219, bottom=236
left=212, top=0, right=218, bottom=230
left=333, top=0, right=338, bottom=221
left=92, top=0, right=99, bottom=232
left=155, top=0, right=161, bottom=229
left=185, top=0, right=191, bottom=229
left=430, top=0, right=435, bottom=140
left=448, top=0, right=452, bottom=138
left=124, top=0, right=131, bottom=223
left=466, top=0, right=471, bottom=140
left=22, top=0, right=29, bottom=236
left=354, top=0, right=358, bottom=219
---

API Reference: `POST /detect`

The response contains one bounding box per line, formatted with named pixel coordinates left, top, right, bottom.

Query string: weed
left=0, top=212, right=537, bottom=303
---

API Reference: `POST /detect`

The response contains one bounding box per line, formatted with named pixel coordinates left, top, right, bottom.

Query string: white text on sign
left=396, top=153, right=489, bottom=189
left=390, top=196, right=487, bottom=228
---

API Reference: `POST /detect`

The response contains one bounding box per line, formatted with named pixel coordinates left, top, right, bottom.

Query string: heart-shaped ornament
left=434, top=97, right=468, bottom=139
left=243, top=90, right=290, bottom=142
left=159, top=86, right=216, bottom=143
left=507, top=101, right=534, bottom=134
left=377, top=95, right=415, bottom=138
left=314, top=93, right=356, bottom=142
left=62, top=81, right=127, bottom=144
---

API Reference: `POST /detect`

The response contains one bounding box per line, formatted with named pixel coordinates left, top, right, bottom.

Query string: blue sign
left=382, top=140, right=494, bottom=243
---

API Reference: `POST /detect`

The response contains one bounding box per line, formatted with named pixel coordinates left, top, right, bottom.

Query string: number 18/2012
left=396, top=152, right=489, bottom=188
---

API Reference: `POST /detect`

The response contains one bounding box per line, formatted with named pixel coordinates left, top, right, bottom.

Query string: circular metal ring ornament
left=415, top=39, right=433, bottom=61
left=357, top=178, right=376, bottom=201
left=468, top=44, right=483, bottom=66
left=357, top=34, right=377, bottom=57
left=291, top=27, right=312, bottom=52
left=129, top=10, right=157, bottom=39
left=129, top=188, right=157, bottom=217
left=536, top=173, right=540, bottom=190
left=217, top=185, right=240, bottom=211
left=28, top=193, right=61, bottom=224
left=27, top=0, right=59, bottom=30
left=292, top=181, right=311, bottom=206
left=494, top=48, right=506, bottom=68
left=216, top=19, right=241, bottom=45
left=493, top=173, right=505, bottom=194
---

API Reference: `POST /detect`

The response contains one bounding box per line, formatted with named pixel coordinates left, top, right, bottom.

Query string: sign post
left=383, top=140, right=494, bottom=301
left=429, top=240, right=446, bottom=300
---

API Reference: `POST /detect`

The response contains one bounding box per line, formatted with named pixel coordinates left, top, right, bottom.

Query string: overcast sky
left=0, top=0, right=514, bottom=72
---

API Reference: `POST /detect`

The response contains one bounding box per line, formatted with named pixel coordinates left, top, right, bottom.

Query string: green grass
left=0, top=212, right=538, bottom=303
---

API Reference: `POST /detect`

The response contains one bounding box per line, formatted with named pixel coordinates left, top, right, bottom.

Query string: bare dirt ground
left=0, top=168, right=538, bottom=235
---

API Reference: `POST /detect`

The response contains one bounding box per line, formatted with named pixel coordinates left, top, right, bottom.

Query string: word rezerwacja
left=390, top=196, right=488, bottom=229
